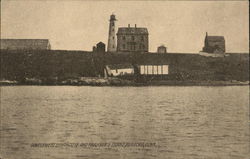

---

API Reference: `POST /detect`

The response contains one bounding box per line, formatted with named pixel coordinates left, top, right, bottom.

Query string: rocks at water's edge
left=0, top=77, right=249, bottom=86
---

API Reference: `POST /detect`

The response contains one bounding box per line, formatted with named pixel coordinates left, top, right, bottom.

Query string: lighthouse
left=107, top=14, right=117, bottom=52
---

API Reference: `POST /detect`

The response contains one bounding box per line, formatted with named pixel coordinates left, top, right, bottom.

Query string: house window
left=113, top=45, right=115, bottom=48
left=141, top=36, right=144, bottom=41
left=112, top=36, right=114, bottom=40
left=132, top=36, right=135, bottom=41
left=123, top=44, right=125, bottom=49
left=131, top=44, right=136, bottom=50
left=122, top=36, right=126, bottom=40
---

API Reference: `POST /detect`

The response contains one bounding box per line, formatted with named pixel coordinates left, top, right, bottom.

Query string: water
left=0, top=86, right=249, bottom=159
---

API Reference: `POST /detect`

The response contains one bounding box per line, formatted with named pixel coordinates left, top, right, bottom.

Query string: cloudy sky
left=1, top=0, right=249, bottom=53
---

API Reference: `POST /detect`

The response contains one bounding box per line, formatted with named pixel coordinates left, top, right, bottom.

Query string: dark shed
left=202, top=32, right=225, bottom=53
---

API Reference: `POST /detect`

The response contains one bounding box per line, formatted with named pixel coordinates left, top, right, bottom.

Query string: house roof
left=0, top=39, right=50, bottom=50
left=158, top=45, right=166, bottom=48
left=117, top=27, right=148, bottom=35
left=106, top=63, right=134, bottom=69
left=97, top=41, right=105, bottom=46
left=206, top=36, right=225, bottom=42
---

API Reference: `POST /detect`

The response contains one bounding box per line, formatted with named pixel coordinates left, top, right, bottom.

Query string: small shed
left=157, top=45, right=167, bottom=53
left=96, top=42, right=105, bottom=52
left=202, top=32, right=225, bottom=53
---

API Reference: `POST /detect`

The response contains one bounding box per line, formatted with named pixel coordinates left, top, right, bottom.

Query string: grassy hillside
left=1, top=50, right=249, bottom=82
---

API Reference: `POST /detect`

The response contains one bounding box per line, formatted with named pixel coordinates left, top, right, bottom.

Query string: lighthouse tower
left=107, top=14, right=117, bottom=52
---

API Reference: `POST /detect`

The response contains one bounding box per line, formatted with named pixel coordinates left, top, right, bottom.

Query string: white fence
left=140, top=65, right=169, bottom=75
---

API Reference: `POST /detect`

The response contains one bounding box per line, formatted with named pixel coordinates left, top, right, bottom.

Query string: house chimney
left=128, top=24, right=130, bottom=28
left=135, top=24, right=137, bottom=28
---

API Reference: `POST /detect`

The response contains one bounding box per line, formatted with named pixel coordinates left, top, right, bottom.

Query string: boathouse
left=104, top=64, right=134, bottom=77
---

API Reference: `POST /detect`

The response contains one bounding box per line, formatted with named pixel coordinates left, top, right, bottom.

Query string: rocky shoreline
left=0, top=78, right=249, bottom=86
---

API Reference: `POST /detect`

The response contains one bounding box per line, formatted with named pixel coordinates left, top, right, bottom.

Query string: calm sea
left=0, top=86, right=249, bottom=159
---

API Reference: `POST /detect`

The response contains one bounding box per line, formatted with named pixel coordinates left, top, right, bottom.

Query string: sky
left=1, top=0, right=249, bottom=53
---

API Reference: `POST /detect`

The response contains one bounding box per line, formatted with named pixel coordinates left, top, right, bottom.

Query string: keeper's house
left=0, top=39, right=51, bottom=50
left=116, top=24, right=148, bottom=52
